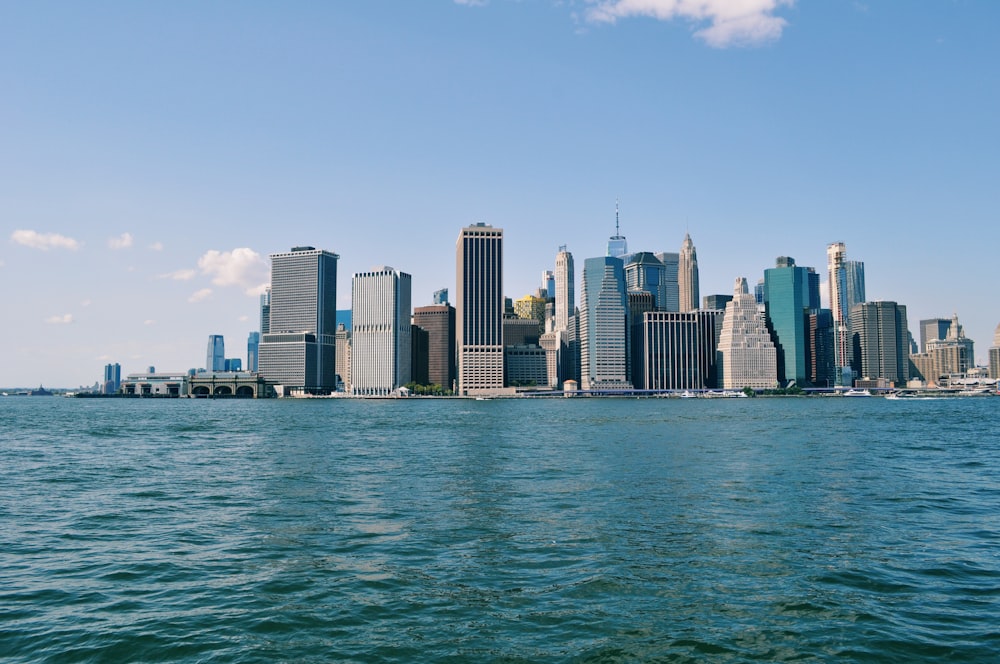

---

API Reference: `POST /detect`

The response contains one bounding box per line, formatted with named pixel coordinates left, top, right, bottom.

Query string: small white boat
left=843, top=388, right=872, bottom=397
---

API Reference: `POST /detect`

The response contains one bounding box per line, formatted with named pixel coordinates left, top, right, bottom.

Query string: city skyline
left=3, top=2, right=999, bottom=387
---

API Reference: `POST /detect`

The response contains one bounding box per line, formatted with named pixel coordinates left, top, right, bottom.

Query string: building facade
left=717, top=277, right=778, bottom=390
left=763, top=257, right=816, bottom=386
left=258, top=246, right=339, bottom=393
left=350, top=267, right=412, bottom=396
left=849, top=301, right=909, bottom=386
left=678, top=233, right=699, bottom=313
left=989, top=323, right=1000, bottom=380
left=456, top=224, right=504, bottom=394
left=412, top=304, right=456, bottom=390
left=827, top=243, right=865, bottom=386
left=247, top=332, right=260, bottom=372
left=206, top=335, right=225, bottom=372
left=580, top=256, right=631, bottom=391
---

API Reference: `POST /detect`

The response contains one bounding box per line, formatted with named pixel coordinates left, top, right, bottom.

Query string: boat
left=842, top=388, right=872, bottom=397
left=680, top=390, right=697, bottom=399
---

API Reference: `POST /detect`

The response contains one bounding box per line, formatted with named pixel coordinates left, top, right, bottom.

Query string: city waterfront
left=2, top=397, right=999, bottom=662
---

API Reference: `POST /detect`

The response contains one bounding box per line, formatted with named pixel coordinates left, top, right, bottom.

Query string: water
left=2, top=396, right=999, bottom=662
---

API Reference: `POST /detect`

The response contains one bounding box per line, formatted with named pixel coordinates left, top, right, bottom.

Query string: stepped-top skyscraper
left=554, top=245, right=574, bottom=332
left=678, top=233, right=699, bottom=313
left=351, top=266, right=412, bottom=396
left=717, top=277, right=778, bottom=390
left=258, top=246, right=338, bottom=393
left=579, top=255, right=631, bottom=391
left=456, top=223, right=504, bottom=395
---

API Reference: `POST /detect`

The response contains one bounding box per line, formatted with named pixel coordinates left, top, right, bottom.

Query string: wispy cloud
left=11, top=229, right=80, bottom=251
left=46, top=313, right=74, bottom=324
left=198, top=248, right=269, bottom=296
left=144, top=319, right=156, bottom=326
left=159, top=268, right=197, bottom=281
left=149, top=241, right=164, bottom=251
left=454, top=0, right=488, bottom=5
left=81, top=299, right=92, bottom=307
left=108, top=232, right=133, bottom=250
left=188, top=288, right=213, bottom=303
left=585, top=0, right=794, bottom=48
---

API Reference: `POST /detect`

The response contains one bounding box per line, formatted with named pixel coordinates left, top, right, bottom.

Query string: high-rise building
left=541, top=270, right=555, bottom=299
left=827, top=243, right=848, bottom=383
left=607, top=201, right=628, bottom=258
left=627, top=291, right=655, bottom=389
left=763, top=256, right=814, bottom=386
left=624, top=253, right=667, bottom=311
left=643, top=312, right=702, bottom=390
left=555, top=246, right=575, bottom=332
left=456, top=223, right=504, bottom=395
left=655, top=252, right=680, bottom=312
left=911, top=313, right=976, bottom=384
left=102, top=362, right=121, bottom=394
left=258, top=246, right=339, bottom=393
left=413, top=304, right=456, bottom=390
left=247, top=332, right=260, bottom=372
left=223, top=358, right=242, bottom=372
left=989, top=323, right=1000, bottom=380
left=808, top=309, right=835, bottom=387
left=717, top=277, right=778, bottom=390
left=410, top=325, right=429, bottom=386
left=433, top=288, right=449, bottom=305
left=849, top=301, right=909, bottom=386
left=919, top=318, right=951, bottom=354
left=351, top=267, right=412, bottom=396
left=702, top=294, right=732, bottom=311
left=580, top=256, right=631, bottom=391
left=335, top=323, right=351, bottom=392
left=678, top=233, right=699, bottom=313
left=260, top=289, right=271, bottom=334
left=206, top=335, right=225, bottom=372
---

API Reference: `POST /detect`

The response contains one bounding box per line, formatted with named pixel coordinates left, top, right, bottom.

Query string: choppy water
left=2, top=396, right=999, bottom=662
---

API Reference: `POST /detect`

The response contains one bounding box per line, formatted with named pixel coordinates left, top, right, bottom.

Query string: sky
left=2, top=0, right=998, bottom=388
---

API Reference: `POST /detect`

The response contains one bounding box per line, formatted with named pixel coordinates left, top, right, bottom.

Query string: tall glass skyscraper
left=456, top=224, right=504, bottom=395
left=206, top=335, right=225, bottom=372
left=258, top=246, right=339, bottom=393
left=580, top=256, right=631, bottom=391
left=764, top=257, right=814, bottom=386
left=247, top=331, right=260, bottom=372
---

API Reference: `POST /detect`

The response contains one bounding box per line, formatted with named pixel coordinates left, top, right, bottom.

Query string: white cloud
left=11, top=229, right=80, bottom=251
left=188, top=288, right=213, bottom=303
left=198, top=248, right=269, bottom=296
left=149, top=241, right=164, bottom=251
left=159, top=268, right=197, bottom=281
left=144, top=319, right=156, bottom=326
left=239, top=315, right=250, bottom=322
left=108, top=232, right=133, bottom=250
left=81, top=299, right=92, bottom=307
left=586, top=0, right=794, bottom=48
left=454, top=0, right=488, bottom=5
left=46, top=313, right=74, bottom=324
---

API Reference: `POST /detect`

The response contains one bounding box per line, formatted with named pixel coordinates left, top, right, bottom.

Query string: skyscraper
left=555, top=245, right=574, bottom=332
left=260, top=288, right=271, bottom=334
left=763, top=256, right=812, bottom=386
left=456, top=223, right=504, bottom=395
left=351, top=266, right=412, bottom=395
left=433, top=288, right=449, bottom=305
left=541, top=270, right=555, bottom=299
left=206, top=334, right=225, bottom=372
left=919, top=318, right=951, bottom=354
left=989, top=323, right=1000, bottom=380
left=624, top=252, right=668, bottom=311
left=102, top=362, right=121, bottom=394
left=247, top=331, right=260, bottom=372
left=606, top=201, right=628, bottom=258
left=849, top=301, right=909, bottom=386
left=678, top=233, right=700, bottom=313
left=413, top=304, right=456, bottom=389
left=580, top=256, right=631, bottom=391
left=717, top=277, right=778, bottom=390
left=826, top=242, right=853, bottom=386
left=258, top=246, right=338, bottom=393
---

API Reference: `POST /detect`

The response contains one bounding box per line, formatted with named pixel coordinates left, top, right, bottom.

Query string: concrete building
left=412, top=304, right=456, bottom=390
left=456, top=223, right=504, bottom=395
left=580, top=256, right=631, bottom=391
left=335, top=323, right=351, bottom=392
left=642, top=312, right=700, bottom=390
left=910, top=313, right=976, bottom=384
left=989, top=323, right=1000, bottom=380
left=505, top=345, right=549, bottom=386
left=513, top=293, right=547, bottom=334
left=678, top=233, right=699, bottom=313
left=717, top=277, right=778, bottom=390
left=827, top=243, right=866, bottom=386
left=555, top=245, right=575, bottom=333
left=628, top=291, right=655, bottom=389
left=351, top=267, right=412, bottom=396
left=258, top=246, right=338, bottom=393
left=849, top=301, right=910, bottom=386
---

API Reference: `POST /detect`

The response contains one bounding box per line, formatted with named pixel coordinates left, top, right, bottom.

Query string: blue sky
left=2, top=1, right=998, bottom=387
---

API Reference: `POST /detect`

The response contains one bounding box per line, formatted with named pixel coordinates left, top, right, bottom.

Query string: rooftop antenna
left=615, top=198, right=620, bottom=236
